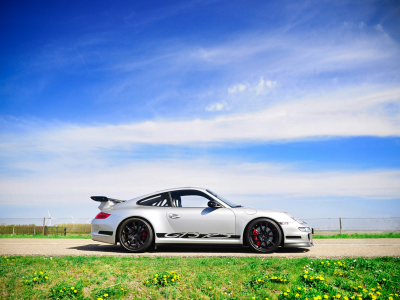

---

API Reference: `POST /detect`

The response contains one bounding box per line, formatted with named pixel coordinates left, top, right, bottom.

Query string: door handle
left=169, top=214, right=180, bottom=219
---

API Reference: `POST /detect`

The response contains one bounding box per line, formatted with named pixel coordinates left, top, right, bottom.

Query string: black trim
left=286, top=236, right=301, bottom=239
left=156, top=233, right=240, bottom=239
left=312, top=228, right=314, bottom=234
left=98, top=231, right=113, bottom=236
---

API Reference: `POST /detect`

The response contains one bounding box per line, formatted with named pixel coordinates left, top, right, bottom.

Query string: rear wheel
left=118, top=218, right=153, bottom=252
left=246, top=218, right=282, bottom=253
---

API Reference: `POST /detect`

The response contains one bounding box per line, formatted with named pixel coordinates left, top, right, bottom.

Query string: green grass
left=1, top=256, right=399, bottom=299
left=0, top=234, right=91, bottom=239
left=313, top=232, right=400, bottom=239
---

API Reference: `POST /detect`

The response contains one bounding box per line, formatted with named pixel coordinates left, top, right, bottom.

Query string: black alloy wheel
left=119, top=218, right=153, bottom=252
left=246, top=218, right=282, bottom=253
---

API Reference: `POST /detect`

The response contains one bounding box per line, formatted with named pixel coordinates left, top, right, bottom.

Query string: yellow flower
left=209, top=286, right=212, bottom=290
left=252, top=297, right=255, bottom=300
left=336, top=295, right=341, bottom=299
left=153, top=278, right=157, bottom=281
left=383, top=279, right=386, bottom=281
left=305, top=271, right=309, bottom=274
left=40, top=271, right=43, bottom=275
left=104, top=294, right=108, bottom=297
left=74, top=290, right=77, bottom=293
left=172, top=279, right=174, bottom=282
left=344, top=297, right=349, bottom=300
left=304, top=275, right=308, bottom=278
left=389, top=298, right=393, bottom=300
left=146, top=280, right=149, bottom=283
left=45, top=276, right=48, bottom=279
left=97, top=298, right=103, bottom=300
left=284, top=293, right=288, bottom=296
left=258, top=279, right=262, bottom=282
left=296, top=294, right=300, bottom=298
left=121, top=288, right=124, bottom=290
left=324, top=296, right=329, bottom=299
left=287, top=289, right=291, bottom=293
left=298, top=287, right=302, bottom=290
left=321, top=262, right=324, bottom=264
left=71, top=287, right=75, bottom=290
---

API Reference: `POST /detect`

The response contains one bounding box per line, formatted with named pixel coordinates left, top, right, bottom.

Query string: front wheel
left=246, top=218, right=282, bottom=253
left=118, top=218, right=153, bottom=253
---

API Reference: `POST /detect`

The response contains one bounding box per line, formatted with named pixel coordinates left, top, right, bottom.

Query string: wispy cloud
left=0, top=159, right=399, bottom=207
left=3, top=87, right=397, bottom=153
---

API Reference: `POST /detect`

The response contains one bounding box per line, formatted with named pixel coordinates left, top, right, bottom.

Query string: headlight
left=298, top=227, right=310, bottom=232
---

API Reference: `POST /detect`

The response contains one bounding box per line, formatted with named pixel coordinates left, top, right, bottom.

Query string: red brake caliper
left=252, top=229, right=261, bottom=246
left=141, top=231, right=147, bottom=241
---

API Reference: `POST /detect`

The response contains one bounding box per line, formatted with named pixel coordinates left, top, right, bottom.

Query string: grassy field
left=1, top=232, right=400, bottom=239
left=0, top=255, right=399, bottom=299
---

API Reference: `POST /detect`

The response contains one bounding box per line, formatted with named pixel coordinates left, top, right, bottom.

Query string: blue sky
left=1, top=0, right=399, bottom=220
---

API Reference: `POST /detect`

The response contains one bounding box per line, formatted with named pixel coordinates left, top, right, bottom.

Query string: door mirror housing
left=208, top=200, right=221, bottom=208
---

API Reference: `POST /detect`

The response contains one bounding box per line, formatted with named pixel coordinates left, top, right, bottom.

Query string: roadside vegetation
left=0, top=256, right=398, bottom=299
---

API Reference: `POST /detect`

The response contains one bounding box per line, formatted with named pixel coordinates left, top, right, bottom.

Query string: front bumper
left=282, top=222, right=314, bottom=248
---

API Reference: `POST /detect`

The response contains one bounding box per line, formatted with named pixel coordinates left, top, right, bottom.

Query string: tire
left=118, top=218, right=153, bottom=253
left=245, top=218, right=282, bottom=253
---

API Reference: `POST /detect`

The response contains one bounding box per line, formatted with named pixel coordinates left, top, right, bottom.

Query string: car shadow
left=69, top=243, right=310, bottom=255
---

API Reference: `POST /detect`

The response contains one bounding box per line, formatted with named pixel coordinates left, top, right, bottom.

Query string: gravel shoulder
left=1, top=238, right=399, bottom=258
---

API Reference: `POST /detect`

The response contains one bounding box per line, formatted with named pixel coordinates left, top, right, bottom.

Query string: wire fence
left=0, top=217, right=399, bottom=235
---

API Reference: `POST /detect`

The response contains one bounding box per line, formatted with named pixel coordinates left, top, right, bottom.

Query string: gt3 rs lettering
left=156, top=233, right=240, bottom=239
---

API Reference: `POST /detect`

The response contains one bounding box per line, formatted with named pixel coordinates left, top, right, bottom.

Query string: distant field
left=1, top=255, right=399, bottom=299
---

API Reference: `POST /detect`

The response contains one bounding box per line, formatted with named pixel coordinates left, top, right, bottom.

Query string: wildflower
left=344, top=297, right=348, bottom=300
left=383, top=279, right=386, bottom=281
left=298, top=287, right=302, bottom=290
left=104, top=294, right=108, bottom=297
left=121, top=288, right=124, bottom=290
left=296, top=294, right=300, bottom=298
left=389, top=298, right=393, bottom=300
left=74, top=290, right=77, bottom=293
left=305, top=271, right=309, bottom=274
left=324, top=296, right=329, bottom=299
left=209, top=286, right=212, bottom=290
left=40, top=271, right=43, bottom=275
left=45, top=276, right=48, bottom=279
left=146, top=281, right=149, bottom=283
left=97, top=298, right=103, bottom=300
left=284, top=293, right=288, bottom=296
left=71, top=287, right=75, bottom=290
left=337, top=295, right=341, bottom=299
left=287, top=290, right=291, bottom=293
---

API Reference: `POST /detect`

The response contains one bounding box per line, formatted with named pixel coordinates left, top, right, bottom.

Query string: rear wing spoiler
left=91, top=196, right=126, bottom=211
left=91, top=196, right=126, bottom=203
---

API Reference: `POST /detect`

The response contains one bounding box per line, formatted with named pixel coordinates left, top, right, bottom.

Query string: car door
left=166, top=189, right=236, bottom=237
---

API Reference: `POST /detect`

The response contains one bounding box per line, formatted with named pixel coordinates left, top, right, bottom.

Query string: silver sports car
left=90, top=187, right=313, bottom=253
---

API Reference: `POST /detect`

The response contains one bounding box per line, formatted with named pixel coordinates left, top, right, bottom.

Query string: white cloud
left=228, top=83, right=248, bottom=94
left=6, top=87, right=397, bottom=152
left=256, top=77, right=276, bottom=95
left=205, top=101, right=227, bottom=111
left=0, top=159, right=399, bottom=207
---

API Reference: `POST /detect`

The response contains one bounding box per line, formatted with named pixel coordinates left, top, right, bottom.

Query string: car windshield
left=206, top=190, right=242, bottom=208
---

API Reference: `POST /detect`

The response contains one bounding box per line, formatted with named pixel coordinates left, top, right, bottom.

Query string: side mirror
left=208, top=201, right=221, bottom=208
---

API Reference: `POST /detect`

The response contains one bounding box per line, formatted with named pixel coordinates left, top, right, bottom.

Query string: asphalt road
left=1, top=238, right=399, bottom=258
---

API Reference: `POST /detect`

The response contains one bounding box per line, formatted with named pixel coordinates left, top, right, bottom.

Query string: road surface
left=1, top=238, right=399, bottom=258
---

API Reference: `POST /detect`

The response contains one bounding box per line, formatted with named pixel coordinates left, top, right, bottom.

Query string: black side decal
left=156, top=233, right=240, bottom=239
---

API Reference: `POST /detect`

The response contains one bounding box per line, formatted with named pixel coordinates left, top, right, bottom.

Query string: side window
left=137, top=193, right=170, bottom=207
left=170, top=190, right=214, bottom=208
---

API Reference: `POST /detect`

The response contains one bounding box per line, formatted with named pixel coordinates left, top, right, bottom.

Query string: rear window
left=137, top=193, right=170, bottom=207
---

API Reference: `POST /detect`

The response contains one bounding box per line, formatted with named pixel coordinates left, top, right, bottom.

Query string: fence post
left=56, top=226, right=58, bottom=236
left=34, top=227, right=35, bottom=235
left=12, top=226, right=14, bottom=235
left=42, top=218, right=45, bottom=235
left=64, top=227, right=66, bottom=236
left=339, top=217, right=342, bottom=235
